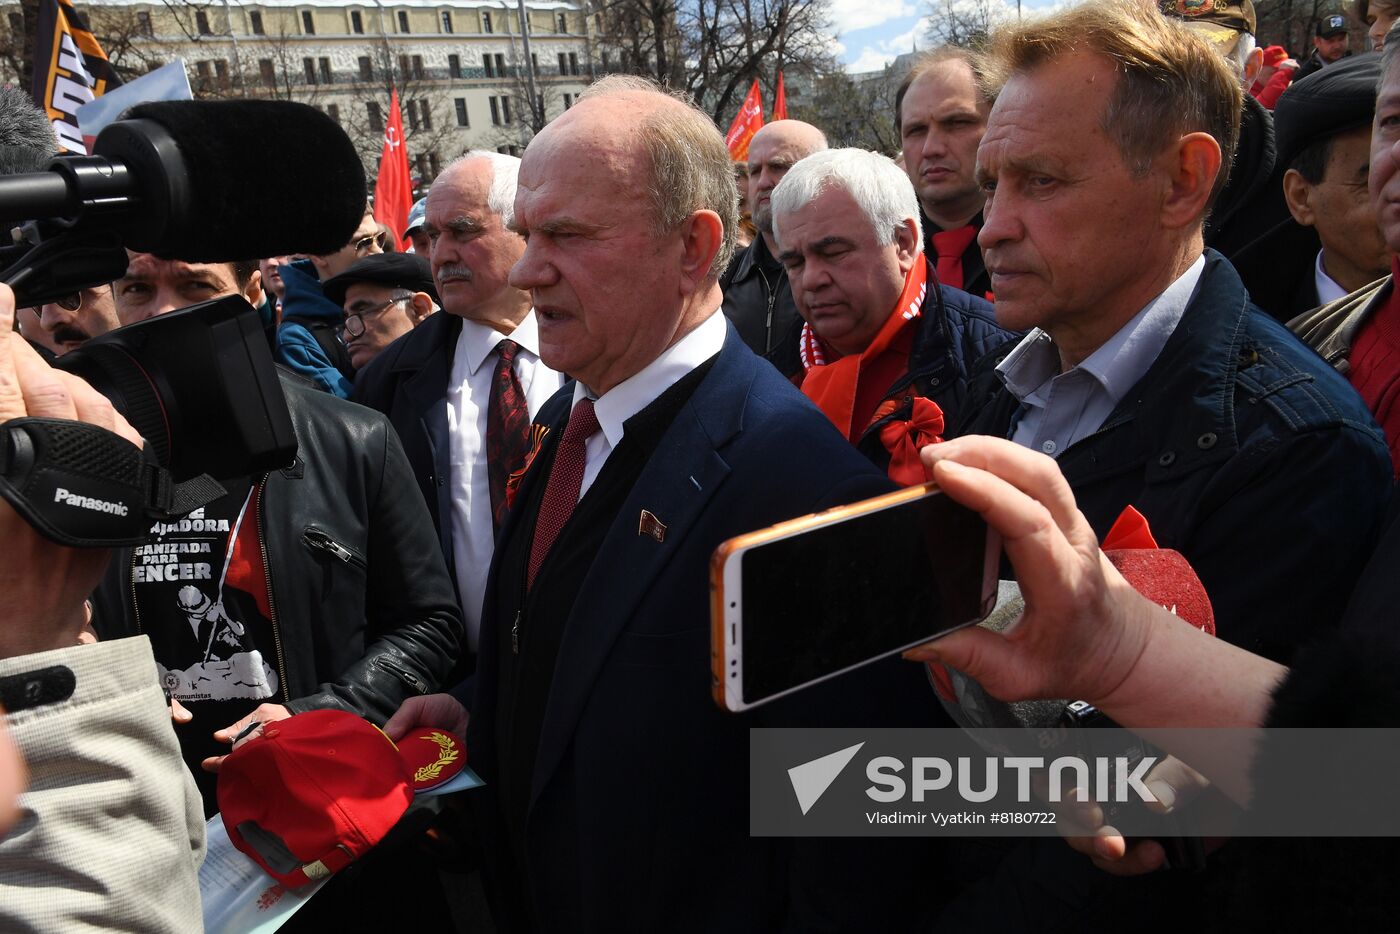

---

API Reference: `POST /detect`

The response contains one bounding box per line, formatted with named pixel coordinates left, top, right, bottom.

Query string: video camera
left=0, top=99, right=368, bottom=547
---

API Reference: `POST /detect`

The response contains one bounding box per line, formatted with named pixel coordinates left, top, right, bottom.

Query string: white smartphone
left=710, top=482, right=1000, bottom=713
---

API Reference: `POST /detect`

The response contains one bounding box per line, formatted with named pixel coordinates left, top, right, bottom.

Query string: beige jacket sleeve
left=0, top=636, right=205, bottom=933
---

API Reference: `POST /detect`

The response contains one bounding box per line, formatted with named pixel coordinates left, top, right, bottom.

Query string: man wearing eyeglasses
left=323, top=253, right=437, bottom=370
left=19, top=287, right=121, bottom=358
left=274, top=203, right=384, bottom=398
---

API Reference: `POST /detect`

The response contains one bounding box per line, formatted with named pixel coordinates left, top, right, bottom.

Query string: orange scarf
left=800, top=260, right=929, bottom=440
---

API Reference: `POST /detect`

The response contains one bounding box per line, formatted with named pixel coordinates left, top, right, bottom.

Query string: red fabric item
left=931, top=225, right=977, bottom=291
left=1105, top=549, right=1215, bottom=636
left=1101, top=505, right=1159, bottom=551
left=486, top=339, right=530, bottom=532
left=772, top=71, right=788, bottom=121
left=219, top=710, right=414, bottom=888
left=373, top=90, right=414, bottom=250
left=1347, top=264, right=1400, bottom=475
left=876, top=396, right=945, bottom=486
left=225, top=483, right=271, bottom=622
left=528, top=398, right=600, bottom=589
left=724, top=80, right=764, bottom=161
left=1252, top=66, right=1294, bottom=110
left=397, top=726, right=466, bottom=791
left=800, top=260, right=929, bottom=441
left=1262, top=45, right=1288, bottom=67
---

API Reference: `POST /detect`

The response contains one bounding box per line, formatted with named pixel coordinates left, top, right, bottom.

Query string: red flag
left=724, top=79, right=764, bottom=161
left=773, top=71, right=788, bottom=121
left=373, top=89, right=413, bottom=250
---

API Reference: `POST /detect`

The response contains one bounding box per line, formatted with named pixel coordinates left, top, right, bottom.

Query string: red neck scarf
left=800, top=259, right=928, bottom=441
left=930, top=225, right=977, bottom=291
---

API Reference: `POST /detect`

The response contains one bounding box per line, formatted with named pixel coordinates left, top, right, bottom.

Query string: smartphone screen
left=738, top=491, right=989, bottom=705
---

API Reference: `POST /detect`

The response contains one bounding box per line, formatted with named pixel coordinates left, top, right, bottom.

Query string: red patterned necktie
left=487, top=339, right=530, bottom=533
left=931, top=225, right=977, bottom=291
left=526, top=397, right=599, bottom=589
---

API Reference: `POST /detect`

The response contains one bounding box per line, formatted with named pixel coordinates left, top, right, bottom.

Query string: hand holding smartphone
left=710, top=483, right=1000, bottom=713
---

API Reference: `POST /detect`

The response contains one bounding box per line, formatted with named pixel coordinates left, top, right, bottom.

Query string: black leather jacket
left=94, top=371, right=465, bottom=724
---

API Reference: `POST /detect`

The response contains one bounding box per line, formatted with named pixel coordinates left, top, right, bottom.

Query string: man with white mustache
left=354, top=152, right=563, bottom=661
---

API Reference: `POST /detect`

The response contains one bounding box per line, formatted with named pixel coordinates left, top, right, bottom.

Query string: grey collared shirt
left=999, top=255, right=1206, bottom=457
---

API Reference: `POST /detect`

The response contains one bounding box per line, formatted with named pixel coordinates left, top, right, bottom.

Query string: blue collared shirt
left=999, top=255, right=1206, bottom=457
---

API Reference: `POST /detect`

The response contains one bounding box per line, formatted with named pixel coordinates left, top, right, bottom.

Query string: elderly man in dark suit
left=387, top=76, right=942, bottom=933
left=353, top=152, right=563, bottom=661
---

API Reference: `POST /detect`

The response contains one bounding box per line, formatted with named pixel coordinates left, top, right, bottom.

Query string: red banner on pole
left=773, top=71, right=788, bottom=121
left=373, top=89, right=414, bottom=250
left=724, top=79, right=764, bottom=161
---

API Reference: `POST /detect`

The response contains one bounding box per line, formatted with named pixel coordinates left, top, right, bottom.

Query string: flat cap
left=323, top=252, right=438, bottom=307
left=1274, top=52, right=1381, bottom=172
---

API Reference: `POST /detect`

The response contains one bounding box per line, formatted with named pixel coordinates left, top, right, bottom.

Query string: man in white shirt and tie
left=353, top=152, right=563, bottom=659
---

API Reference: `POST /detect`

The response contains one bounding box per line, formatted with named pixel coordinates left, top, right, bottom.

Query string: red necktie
left=527, top=397, right=599, bottom=589
left=486, top=339, right=529, bottom=533
left=931, top=225, right=977, bottom=290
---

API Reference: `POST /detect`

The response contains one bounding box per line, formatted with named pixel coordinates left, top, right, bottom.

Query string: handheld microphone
left=0, top=100, right=368, bottom=307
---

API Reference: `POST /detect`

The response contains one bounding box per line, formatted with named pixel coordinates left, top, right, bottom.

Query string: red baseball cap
left=218, top=709, right=465, bottom=888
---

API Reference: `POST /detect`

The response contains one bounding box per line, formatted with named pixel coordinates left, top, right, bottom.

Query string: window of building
left=441, top=10, right=453, bottom=33
left=9, top=12, right=23, bottom=35
left=429, top=152, right=441, bottom=176
left=557, top=12, right=567, bottom=32
left=351, top=10, right=363, bottom=33
left=397, top=10, right=409, bottom=32
left=407, top=101, right=418, bottom=131
left=531, top=53, right=538, bottom=75
left=398, top=54, right=409, bottom=78
left=489, top=97, right=500, bottom=125
left=412, top=54, right=424, bottom=79
left=535, top=93, right=544, bottom=119
left=563, top=92, right=573, bottom=109
left=495, top=53, right=505, bottom=75
left=448, top=53, right=461, bottom=78
left=416, top=154, right=429, bottom=179
left=259, top=58, right=275, bottom=87
left=358, top=56, right=372, bottom=81
left=303, top=57, right=316, bottom=84
left=483, top=54, right=494, bottom=78
left=418, top=99, right=432, bottom=129
left=196, top=10, right=211, bottom=34
left=568, top=52, right=579, bottom=75
left=318, top=57, right=332, bottom=83
left=557, top=52, right=567, bottom=73
left=455, top=98, right=469, bottom=126
left=368, top=101, right=383, bottom=132
left=138, top=11, right=154, bottom=36
left=195, top=60, right=211, bottom=82
left=301, top=10, right=315, bottom=34
left=601, top=51, right=610, bottom=70
left=595, top=12, right=603, bottom=31
left=215, top=59, right=229, bottom=84
left=327, top=103, right=340, bottom=123
left=482, top=11, right=493, bottom=33
left=502, top=96, right=512, bottom=124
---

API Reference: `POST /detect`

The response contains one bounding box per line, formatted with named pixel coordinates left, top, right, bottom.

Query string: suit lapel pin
left=638, top=509, right=667, bottom=542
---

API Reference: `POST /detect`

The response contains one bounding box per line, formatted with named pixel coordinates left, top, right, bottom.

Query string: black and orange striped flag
left=31, top=0, right=122, bottom=153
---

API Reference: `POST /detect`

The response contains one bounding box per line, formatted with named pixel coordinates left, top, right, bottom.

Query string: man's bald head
left=746, top=119, right=829, bottom=243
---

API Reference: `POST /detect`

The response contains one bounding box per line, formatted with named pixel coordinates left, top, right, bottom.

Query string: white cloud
left=846, top=46, right=900, bottom=72
left=828, top=0, right=917, bottom=36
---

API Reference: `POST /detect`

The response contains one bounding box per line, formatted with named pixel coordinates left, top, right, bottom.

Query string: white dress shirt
left=1314, top=249, right=1348, bottom=306
left=447, top=312, right=563, bottom=650
left=570, top=308, right=727, bottom=500
left=1000, top=255, right=1205, bottom=457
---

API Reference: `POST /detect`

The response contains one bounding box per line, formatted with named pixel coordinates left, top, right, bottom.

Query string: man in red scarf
left=770, top=147, right=1016, bottom=484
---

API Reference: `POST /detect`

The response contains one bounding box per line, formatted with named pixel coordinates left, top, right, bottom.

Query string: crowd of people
left=3, top=0, right=1400, bottom=929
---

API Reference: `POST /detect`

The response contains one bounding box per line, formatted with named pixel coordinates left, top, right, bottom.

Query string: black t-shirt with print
left=131, top=476, right=284, bottom=816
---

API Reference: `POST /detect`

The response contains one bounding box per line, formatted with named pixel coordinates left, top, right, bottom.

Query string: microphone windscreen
left=1105, top=548, right=1215, bottom=636
left=118, top=100, right=367, bottom=261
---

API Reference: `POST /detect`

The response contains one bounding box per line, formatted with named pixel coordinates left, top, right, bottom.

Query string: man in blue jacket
left=274, top=202, right=383, bottom=396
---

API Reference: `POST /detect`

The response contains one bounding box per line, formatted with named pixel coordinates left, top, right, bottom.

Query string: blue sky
left=835, top=0, right=1061, bottom=73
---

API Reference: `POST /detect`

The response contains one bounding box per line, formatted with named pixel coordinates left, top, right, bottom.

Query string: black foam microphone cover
left=98, top=99, right=367, bottom=261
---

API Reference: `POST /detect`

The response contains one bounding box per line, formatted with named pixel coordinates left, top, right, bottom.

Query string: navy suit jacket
left=351, top=311, right=462, bottom=576
left=468, top=324, right=946, bottom=933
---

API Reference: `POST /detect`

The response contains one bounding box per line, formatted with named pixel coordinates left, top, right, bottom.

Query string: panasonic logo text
left=54, top=488, right=129, bottom=517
